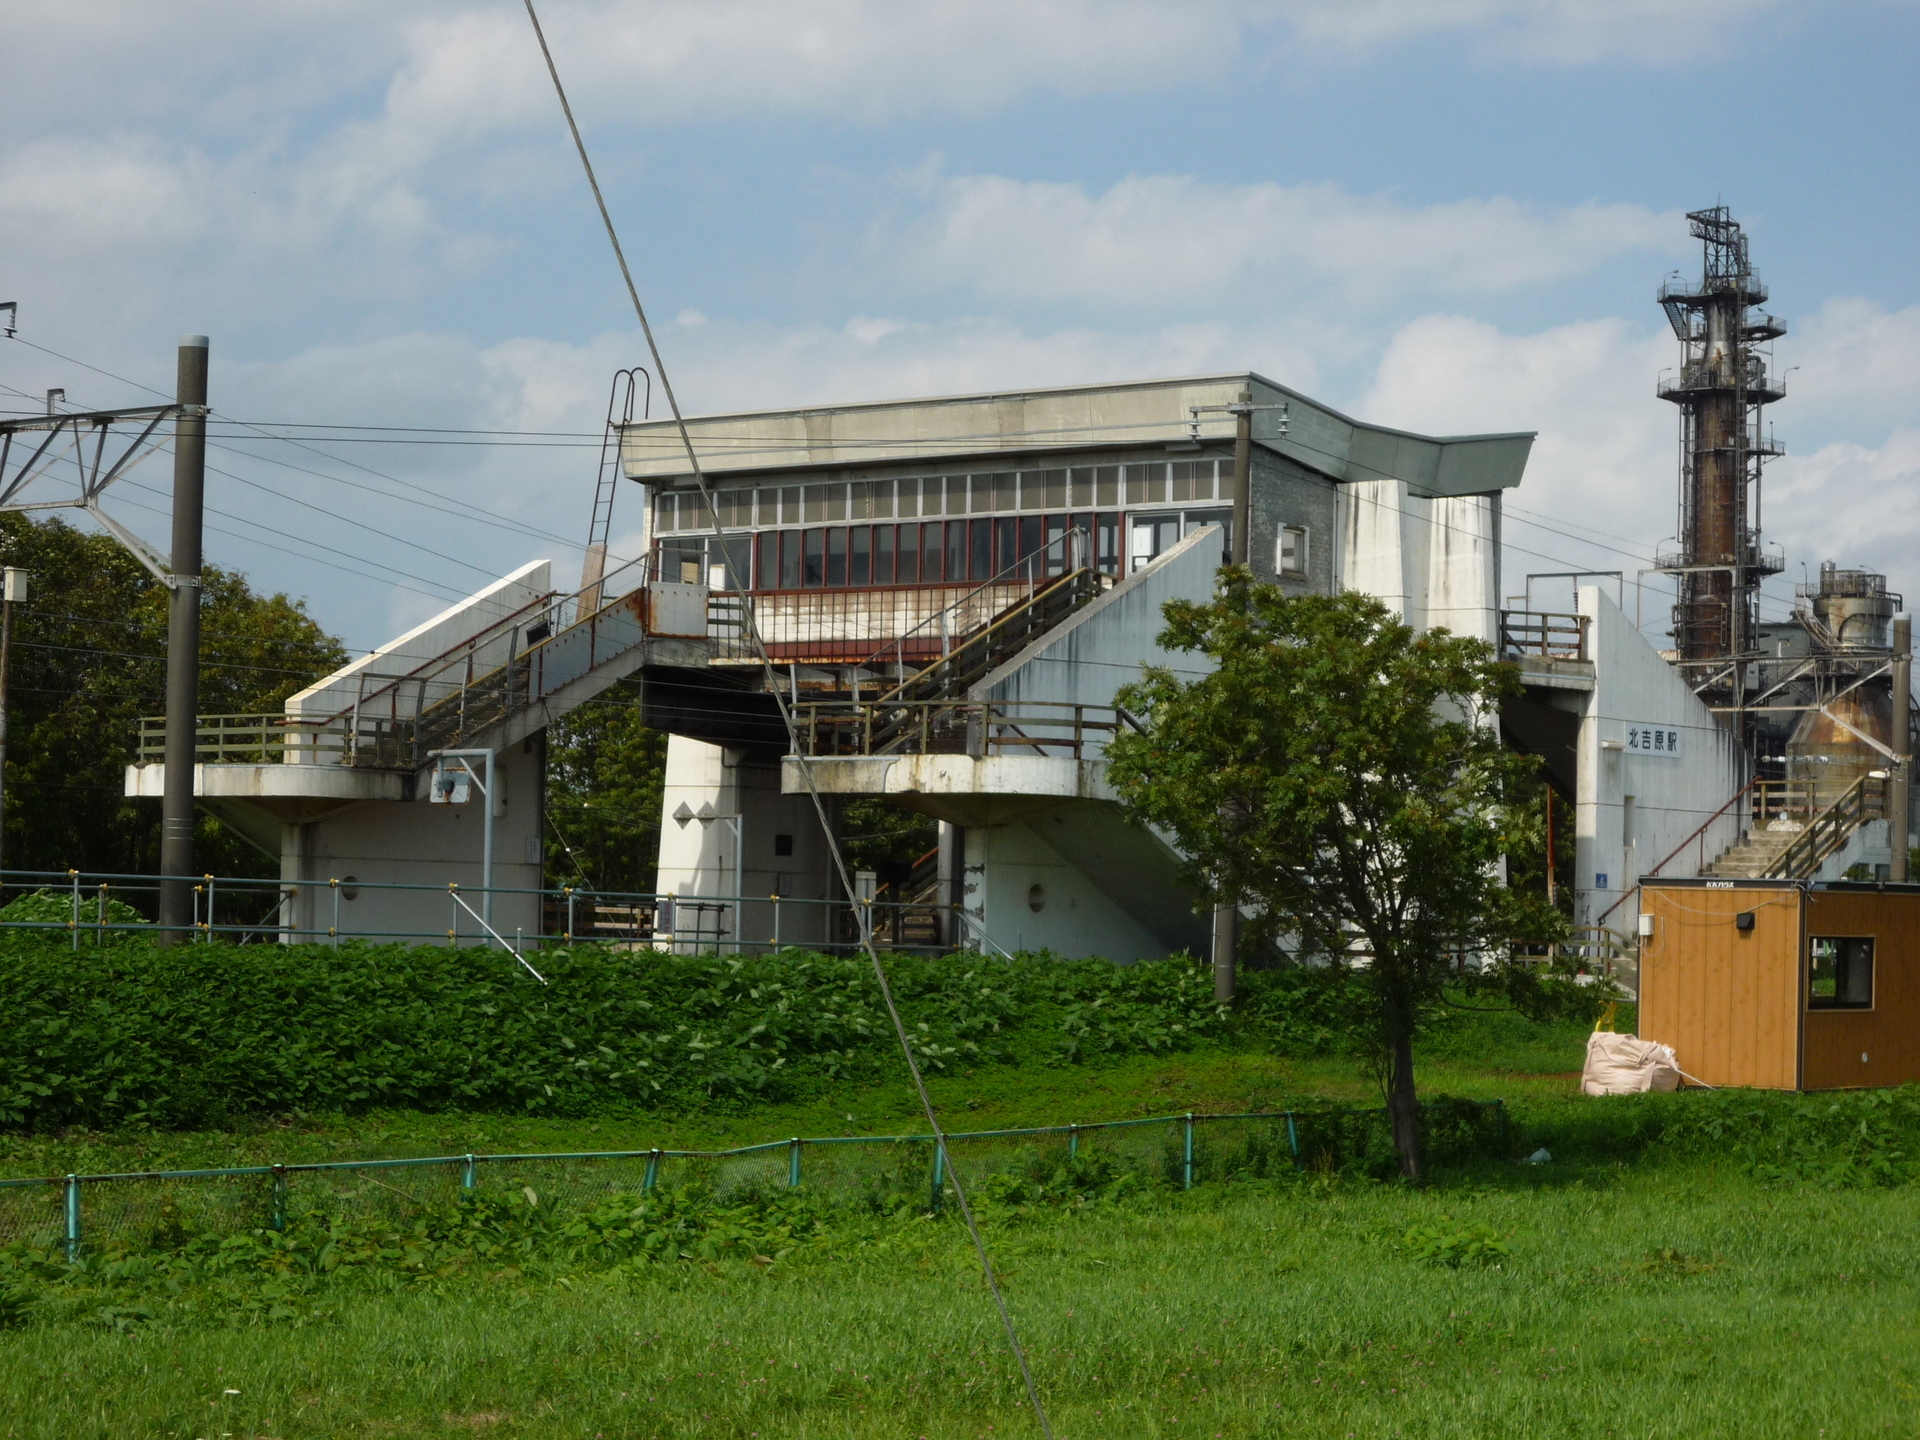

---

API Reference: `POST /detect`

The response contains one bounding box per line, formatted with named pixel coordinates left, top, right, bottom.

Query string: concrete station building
left=128, top=366, right=1811, bottom=972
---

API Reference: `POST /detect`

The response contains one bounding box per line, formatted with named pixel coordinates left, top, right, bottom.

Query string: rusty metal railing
left=794, top=700, right=1122, bottom=760
left=1499, top=611, right=1589, bottom=662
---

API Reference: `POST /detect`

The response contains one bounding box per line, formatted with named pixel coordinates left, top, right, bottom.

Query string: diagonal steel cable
left=518, top=4, right=1055, bottom=1433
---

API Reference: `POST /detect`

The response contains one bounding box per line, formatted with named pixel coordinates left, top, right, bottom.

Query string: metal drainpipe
left=1892, top=614, right=1911, bottom=881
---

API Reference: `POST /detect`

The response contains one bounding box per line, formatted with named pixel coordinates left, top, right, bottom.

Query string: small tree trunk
left=1382, top=986, right=1423, bottom=1180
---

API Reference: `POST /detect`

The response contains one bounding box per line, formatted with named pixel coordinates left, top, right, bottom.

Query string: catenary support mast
left=157, top=336, right=207, bottom=942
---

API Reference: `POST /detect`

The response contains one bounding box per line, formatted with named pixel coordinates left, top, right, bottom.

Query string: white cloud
left=1272, top=0, right=1806, bottom=64
left=1358, top=300, right=1920, bottom=620
left=887, top=171, right=1680, bottom=311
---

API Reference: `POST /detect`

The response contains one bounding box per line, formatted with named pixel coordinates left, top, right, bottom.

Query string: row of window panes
left=659, top=514, right=1124, bottom=590
left=655, top=461, right=1229, bottom=533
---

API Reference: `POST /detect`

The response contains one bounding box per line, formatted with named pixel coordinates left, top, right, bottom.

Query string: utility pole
left=0, top=568, right=24, bottom=882
left=1229, top=386, right=1252, bottom=567
left=157, top=336, right=208, bottom=943
left=1892, top=613, right=1911, bottom=882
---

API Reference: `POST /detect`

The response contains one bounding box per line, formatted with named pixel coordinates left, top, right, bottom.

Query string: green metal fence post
left=1285, top=1112, right=1300, bottom=1170
left=69, top=870, right=79, bottom=950
left=643, top=1149, right=660, bottom=1192
left=788, top=1138, right=802, bottom=1188
left=930, top=1140, right=945, bottom=1212
left=1068, top=1123, right=1078, bottom=1158
left=63, top=1175, right=80, bottom=1262
left=271, top=1165, right=288, bottom=1231
left=462, top=1154, right=477, bottom=1191
left=1183, top=1113, right=1194, bottom=1190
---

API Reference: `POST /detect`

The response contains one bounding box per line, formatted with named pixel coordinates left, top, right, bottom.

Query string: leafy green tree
left=0, top=513, right=346, bottom=887
left=1106, top=575, right=1562, bottom=1178
left=544, top=676, right=670, bottom=894
left=840, top=797, right=937, bottom=888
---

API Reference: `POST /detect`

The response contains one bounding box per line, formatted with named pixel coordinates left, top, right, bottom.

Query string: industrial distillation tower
left=1653, top=206, right=1787, bottom=708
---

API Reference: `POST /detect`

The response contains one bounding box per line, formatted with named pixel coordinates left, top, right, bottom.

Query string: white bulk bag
left=1581, top=1031, right=1682, bottom=1096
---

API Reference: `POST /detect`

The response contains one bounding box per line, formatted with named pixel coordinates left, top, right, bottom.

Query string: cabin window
left=1809, top=936, right=1874, bottom=1009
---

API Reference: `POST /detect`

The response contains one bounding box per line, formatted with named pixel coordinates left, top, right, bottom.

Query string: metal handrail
left=795, top=700, right=1121, bottom=760
left=1595, top=772, right=1761, bottom=926
left=879, top=567, right=1098, bottom=705
left=1499, top=611, right=1588, bottom=662
left=1767, top=771, right=1886, bottom=879
left=855, top=525, right=1092, bottom=676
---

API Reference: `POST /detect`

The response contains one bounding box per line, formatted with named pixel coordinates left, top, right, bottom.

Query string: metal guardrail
left=1767, top=771, right=1886, bottom=880
left=0, top=1100, right=1508, bottom=1261
left=1499, top=611, right=1588, bottom=662
left=794, top=700, right=1126, bottom=760
left=0, top=867, right=1009, bottom=957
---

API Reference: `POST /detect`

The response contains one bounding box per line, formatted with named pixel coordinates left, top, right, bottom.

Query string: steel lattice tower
left=1654, top=207, right=1786, bottom=692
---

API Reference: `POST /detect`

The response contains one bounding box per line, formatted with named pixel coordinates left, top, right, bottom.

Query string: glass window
left=994, top=472, right=1019, bottom=513
left=897, top=522, right=919, bottom=583
left=757, top=532, right=780, bottom=590
left=1040, top=469, right=1067, bottom=509
left=826, top=528, right=848, bottom=586
left=1096, top=513, right=1120, bottom=575
left=969, top=518, right=992, bottom=580
left=1171, top=462, right=1198, bottom=503
left=975, top=474, right=1004, bottom=515
left=1810, top=937, right=1874, bottom=1009
left=825, top=485, right=847, bottom=522
left=1095, top=465, right=1120, bottom=508
left=897, top=477, right=920, bottom=518
left=1126, top=462, right=1166, bottom=505
left=874, top=525, right=894, bottom=585
left=1277, top=525, right=1309, bottom=577
left=923, top=521, right=944, bottom=582
left=1069, top=467, right=1094, bottom=508
left=944, top=519, right=965, bottom=581
left=995, top=516, right=1018, bottom=574
left=1018, top=514, right=1043, bottom=570
left=1045, top=514, right=1068, bottom=575
left=1218, top=466, right=1239, bottom=502
left=803, top=484, right=827, bottom=524
left=850, top=526, right=871, bottom=586
left=1130, top=514, right=1182, bottom=571
left=712, top=534, right=752, bottom=589
left=802, top=528, right=825, bottom=587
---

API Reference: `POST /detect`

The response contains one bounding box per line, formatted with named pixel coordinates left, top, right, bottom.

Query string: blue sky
left=3, top=0, right=1918, bottom=651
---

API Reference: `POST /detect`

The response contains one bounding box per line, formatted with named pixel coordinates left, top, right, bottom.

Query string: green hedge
left=0, top=941, right=1229, bottom=1130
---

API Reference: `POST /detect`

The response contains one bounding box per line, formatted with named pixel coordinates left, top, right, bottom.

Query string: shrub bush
left=0, top=940, right=1228, bottom=1130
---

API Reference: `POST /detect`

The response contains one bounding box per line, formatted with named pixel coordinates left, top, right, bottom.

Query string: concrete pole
left=157, top=336, right=208, bottom=942
left=1892, top=613, right=1911, bottom=882
left=1230, top=387, right=1252, bottom=567
left=0, top=573, right=17, bottom=881
left=1211, top=901, right=1237, bottom=1005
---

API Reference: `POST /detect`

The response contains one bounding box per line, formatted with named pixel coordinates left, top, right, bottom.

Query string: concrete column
left=158, top=336, right=208, bottom=942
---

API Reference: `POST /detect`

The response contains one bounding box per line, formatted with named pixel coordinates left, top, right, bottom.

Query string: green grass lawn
left=3, top=1164, right=1915, bottom=1439
left=7, top=997, right=1918, bottom=1437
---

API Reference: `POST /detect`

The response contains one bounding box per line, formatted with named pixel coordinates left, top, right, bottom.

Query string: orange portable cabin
left=1638, top=879, right=1920, bottom=1090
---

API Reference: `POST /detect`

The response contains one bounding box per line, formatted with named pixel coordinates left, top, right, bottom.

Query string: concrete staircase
left=1704, top=827, right=1801, bottom=878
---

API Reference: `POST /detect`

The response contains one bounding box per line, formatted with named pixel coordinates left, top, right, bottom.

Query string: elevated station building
left=127, top=370, right=1817, bottom=972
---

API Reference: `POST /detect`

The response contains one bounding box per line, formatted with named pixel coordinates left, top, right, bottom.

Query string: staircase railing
left=795, top=700, right=1121, bottom=760
left=1766, top=771, right=1887, bottom=879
